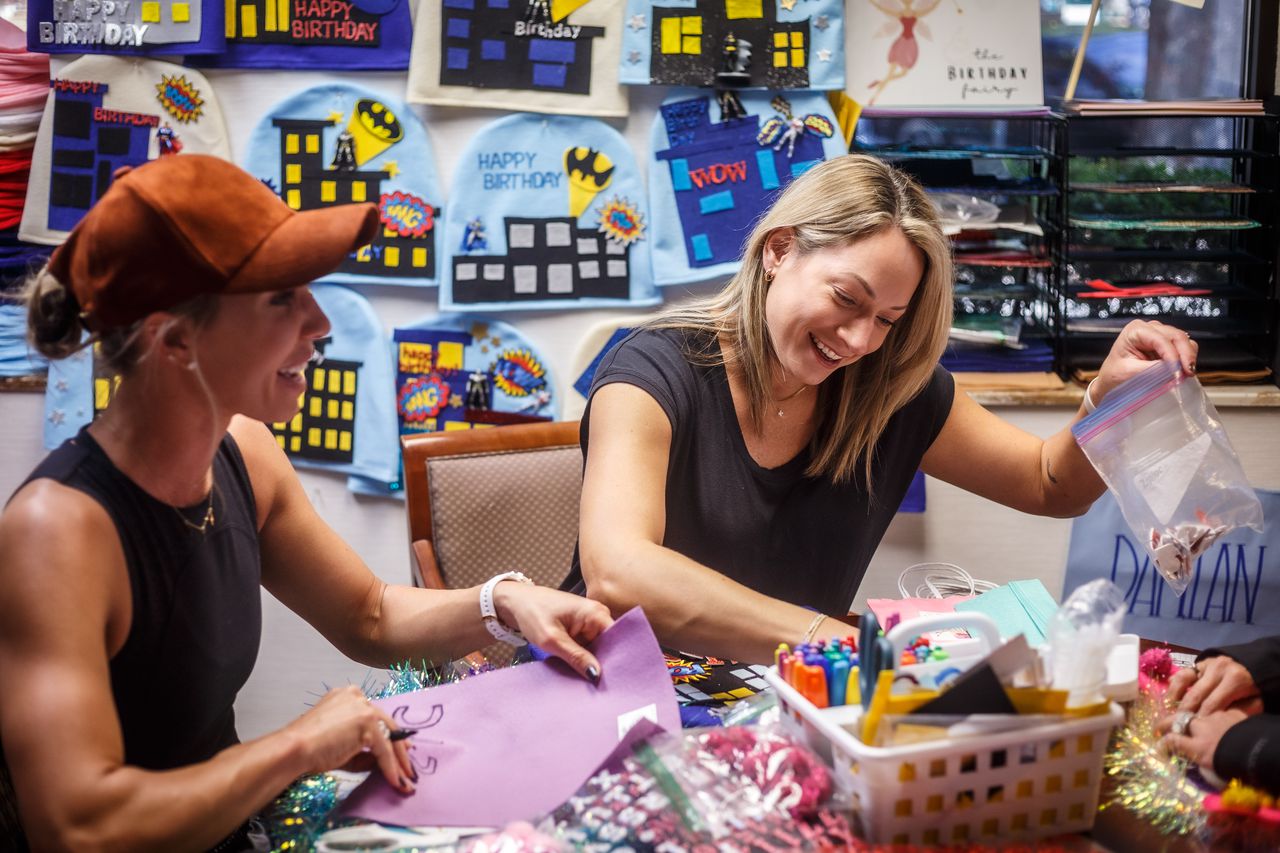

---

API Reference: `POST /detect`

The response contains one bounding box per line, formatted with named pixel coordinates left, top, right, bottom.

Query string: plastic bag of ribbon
left=1072, top=360, right=1263, bottom=595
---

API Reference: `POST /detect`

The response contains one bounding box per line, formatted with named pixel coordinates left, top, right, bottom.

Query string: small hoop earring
left=764, top=269, right=776, bottom=283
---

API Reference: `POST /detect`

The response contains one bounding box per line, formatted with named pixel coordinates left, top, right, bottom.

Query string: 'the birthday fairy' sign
left=847, top=0, right=1043, bottom=108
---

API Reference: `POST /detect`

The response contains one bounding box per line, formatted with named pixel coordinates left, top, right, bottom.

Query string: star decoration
left=327, top=110, right=346, bottom=124
left=48, top=409, right=65, bottom=425
left=449, top=393, right=463, bottom=408
left=54, top=378, right=68, bottom=392
left=816, top=48, right=832, bottom=62
left=780, top=0, right=796, bottom=9
left=480, top=345, right=489, bottom=355
left=382, top=160, right=401, bottom=179
left=626, top=49, right=642, bottom=64
left=814, top=15, right=830, bottom=31
left=490, top=336, right=501, bottom=346
left=628, top=13, right=646, bottom=31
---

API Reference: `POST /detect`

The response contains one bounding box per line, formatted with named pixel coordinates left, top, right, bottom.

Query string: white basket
left=765, top=668, right=1124, bottom=846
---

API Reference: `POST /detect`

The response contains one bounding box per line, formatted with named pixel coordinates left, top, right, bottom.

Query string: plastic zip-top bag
left=1072, top=361, right=1264, bottom=594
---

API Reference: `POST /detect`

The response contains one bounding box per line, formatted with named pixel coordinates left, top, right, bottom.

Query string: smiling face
left=191, top=286, right=331, bottom=424
left=762, top=226, right=924, bottom=390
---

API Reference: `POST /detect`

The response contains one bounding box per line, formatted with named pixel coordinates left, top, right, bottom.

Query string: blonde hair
left=650, top=154, right=953, bottom=489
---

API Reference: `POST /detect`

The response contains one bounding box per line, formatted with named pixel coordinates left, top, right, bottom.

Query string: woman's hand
left=283, top=686, right=416, bottom=794
left=1159, top=708, right=1249, bottom=769
left=1168, top=656, right=1264, bottom=717
left=493, top=583, right=614, bottom=681
left=1093, top=320, right=1198, bottom=403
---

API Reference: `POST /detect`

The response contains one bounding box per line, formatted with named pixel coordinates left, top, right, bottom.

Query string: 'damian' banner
left=1064, top=489, right=1280, bottom=650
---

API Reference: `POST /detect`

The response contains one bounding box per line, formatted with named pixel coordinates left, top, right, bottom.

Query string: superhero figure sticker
left=192, top=0, right=413, bottom=69
left=441, top=113, right=657, bottom=312
left=618, top=0, right=844, bottom=92
left=393, top=315, right=559, bottom=436
left=648, top=89, right=843, bottom=286
left=408, top=0, right=627, bottom=117
left=243, top=84, right=443, bottom=287
left=19, top=55, right=229, bottom=245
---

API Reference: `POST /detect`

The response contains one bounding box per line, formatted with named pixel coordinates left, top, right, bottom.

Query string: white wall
left=3, top=68, right=1279, bottom=739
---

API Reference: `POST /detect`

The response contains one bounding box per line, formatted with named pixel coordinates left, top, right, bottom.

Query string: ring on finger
left=376, top=720, right=391, bottom=740
left=1171, top=710, right=1195, bottom=737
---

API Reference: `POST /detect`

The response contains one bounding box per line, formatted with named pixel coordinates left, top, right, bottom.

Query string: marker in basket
left=830, top=657, right=850, bottom=706
left=800, top=664, right=829, bottom=709
left=775, top=643, right=791, bottom=681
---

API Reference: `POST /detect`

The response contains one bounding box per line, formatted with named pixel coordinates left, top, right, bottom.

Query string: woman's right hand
left=282, top=685, right=415, bottom=794
left=1168, top=656, right=1263, bottom=717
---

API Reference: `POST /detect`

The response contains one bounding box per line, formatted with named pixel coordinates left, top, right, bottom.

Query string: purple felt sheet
left=336, top=607, right=680, bottom=828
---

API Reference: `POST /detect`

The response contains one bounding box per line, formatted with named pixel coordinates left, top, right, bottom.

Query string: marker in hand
left=389, top=728, right=418, bottom=743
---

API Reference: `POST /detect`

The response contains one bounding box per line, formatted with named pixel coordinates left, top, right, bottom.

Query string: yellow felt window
left=350, top=182, right=367, bottom=202
left=320, top=181, right=336, bottom=202
left=660, top=18, right=681, bottom=53
left=172, top=2, right=191, bottom=22
left=141, top=2, right=160, bottom=22
left=239, top=5, right=257, bottom=38
left=285, top=163, right=301, bottom=184
left=725, top=0, right=761, bottom=18
left=285, top=134, right=299, bottom=155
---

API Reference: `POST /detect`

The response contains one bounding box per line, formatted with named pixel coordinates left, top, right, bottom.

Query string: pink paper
left=337, top=607, right=680, bottom=828
left=866, top=596, right=973, bottom=628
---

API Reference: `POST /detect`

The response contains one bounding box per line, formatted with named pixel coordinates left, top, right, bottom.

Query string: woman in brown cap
left=0, top=155, right=612, bottom=851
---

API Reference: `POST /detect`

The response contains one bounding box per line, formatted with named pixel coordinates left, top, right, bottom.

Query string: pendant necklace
left=773, top=384, right=809, bottom=418
left=175, top=482, right=216, bottom=534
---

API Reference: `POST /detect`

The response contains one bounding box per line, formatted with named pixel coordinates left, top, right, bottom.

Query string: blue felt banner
left=1064, top=489, right=1280, bottom=650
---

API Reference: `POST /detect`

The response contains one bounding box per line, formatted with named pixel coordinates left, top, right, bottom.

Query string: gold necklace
left=175, top=484, right=216, bottom=534
left=772, top=384, right=809, bottom=418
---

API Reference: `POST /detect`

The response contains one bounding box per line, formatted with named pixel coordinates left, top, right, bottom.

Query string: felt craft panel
left=189, top=0, right=412, bottom=70
left=407, top=0, right=628, bottom=117
left=618, top=0, right=845, bottom=91
left=242, top=84, right=442, bottom=287
left=337, top=607, right=681, bottom=827
left=42, top=343, right=92, bottom=449
left=648, top=89, right=843, bottom=286
left=441, top=113, right=658, bottom=312
left=27, top=0, right=225, bottom=55
left=18, top=55, right=230, bottom=246
left=393, top=314, right=559, bottom=436
left=847, top=0, right=1044, bottom=109
left=269, top=284, right=400, bottom=488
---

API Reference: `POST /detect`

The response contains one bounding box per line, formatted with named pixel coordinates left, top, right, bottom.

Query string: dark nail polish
left=586, top=664, right=600, bottom=682
left=401, top=776, right=414, bottom=791
left=409, top=765, right=418, bottom=782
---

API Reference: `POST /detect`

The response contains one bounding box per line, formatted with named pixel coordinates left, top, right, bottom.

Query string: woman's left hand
left=1159, top=707, right=1248, bottom=769
left=1093, top=320, right=1198, bottom=403
left=494, top=583, right=614, bottom=681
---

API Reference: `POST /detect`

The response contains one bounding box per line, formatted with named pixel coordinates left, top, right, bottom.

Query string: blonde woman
left=570, top=155, right=1197, bottom=664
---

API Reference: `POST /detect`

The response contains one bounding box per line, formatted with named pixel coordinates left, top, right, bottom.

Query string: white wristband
left=1083, top=378, right=1101, bottom=414
left=479, top=571, right=533, bottom=645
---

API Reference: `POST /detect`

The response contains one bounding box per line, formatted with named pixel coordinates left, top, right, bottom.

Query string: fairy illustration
left=866, top=0, right=957, bottom=106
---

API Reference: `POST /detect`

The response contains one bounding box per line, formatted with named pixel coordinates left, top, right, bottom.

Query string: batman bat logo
left=564, top=146, right=615, bottom=191
left=356, top=98, right=403, bottom=143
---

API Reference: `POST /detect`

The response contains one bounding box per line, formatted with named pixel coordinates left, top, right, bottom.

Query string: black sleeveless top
left=1, top=428, right=262, bottom=848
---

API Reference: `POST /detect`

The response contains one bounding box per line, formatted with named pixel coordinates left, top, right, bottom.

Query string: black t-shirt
left=564, top=327, right=955, bottom=613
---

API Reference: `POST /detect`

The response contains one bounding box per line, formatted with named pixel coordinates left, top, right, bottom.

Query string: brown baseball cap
left=48, top=154, right=380, bottom=332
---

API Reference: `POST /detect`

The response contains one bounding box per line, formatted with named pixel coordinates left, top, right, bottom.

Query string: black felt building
left=649, top=2, right=809, bottom=89
left=451, top=217, right=630, bottom=304
left=439, top=0, right=604, bottom=94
